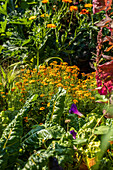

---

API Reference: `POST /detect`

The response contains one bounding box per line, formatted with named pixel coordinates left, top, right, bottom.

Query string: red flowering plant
left=93, top=0, right=113, bottom=97
left=93, top=0, right=113, bottom=118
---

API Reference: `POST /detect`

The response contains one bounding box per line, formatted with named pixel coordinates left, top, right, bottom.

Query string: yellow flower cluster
left=0, top=62, right=96, bottom=111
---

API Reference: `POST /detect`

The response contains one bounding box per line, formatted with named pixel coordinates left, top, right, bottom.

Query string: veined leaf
left=73, top=138, right=87, bottom=145
left=94, top=126, right=110, bottom=135
left=46, top=87, right=66, bottom=124
left=21, top=125, right=66, bottom=150
left=22, top=149, right=54, bottom=170
left=0, top=95, right=38, bottom=170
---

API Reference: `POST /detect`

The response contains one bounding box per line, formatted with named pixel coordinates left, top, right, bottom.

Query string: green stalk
left=37, top=50, right=39, bottom=67
left=88, top=110, right=107, bottom=142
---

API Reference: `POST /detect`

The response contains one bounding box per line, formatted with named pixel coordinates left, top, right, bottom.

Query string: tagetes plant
left=70, top=6, right=78, bottom=12
left=80, top=9, right=89, bottom=14
left=1, top=61, right=97, bottom=116
left=47, top=24, right=56, bottom=28
left=62, top=0, right=72, bottom=3
left=29, top=16, right=36, bottom=20
left=84, top=4, right=93, bottom=8
left=42, top=0, right=48, bottom=3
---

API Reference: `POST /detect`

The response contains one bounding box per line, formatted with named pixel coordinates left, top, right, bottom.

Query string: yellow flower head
left=47, top=103, right=50, bottom=107
left=70, top=6, right=78, bottom=12
left=62, top=0, right=72, bottom=3
left=40, top=107, right=45, bottom=110
left=40, top=94, right=45, bottom=97
left=84, top=4, right=93, bottom=8
left=41, top=13, right=49, bottom=17
left=1, top=92, right=4, bottom=94
left=29, top=80, right=35, bottom=84
left=42, top=0, right=48, bottom=3
left=29, top=16, right=36, bottom=20
left=73, top=99, right=78, bottom=104
left=47, top=24, right=56, bottom=28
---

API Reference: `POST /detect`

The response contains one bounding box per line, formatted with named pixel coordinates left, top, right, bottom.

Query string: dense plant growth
left=0, top=0, right=113, bottom=169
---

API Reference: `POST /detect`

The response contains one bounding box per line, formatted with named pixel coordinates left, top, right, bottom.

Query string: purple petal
left=69, top=103, right=83, bottom=117
left=70, top=130, right=77, bottom=139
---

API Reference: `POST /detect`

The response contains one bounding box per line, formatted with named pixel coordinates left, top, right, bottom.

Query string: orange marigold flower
left=62, top=0, right=72, bottom=3
left=2, top=95, right=6, bottom=98
left=47, top=103, right=50, bottom=107
left=42, top=0, right=48, bottom=3
left=11, top=87, right=16, bottom=92
left=29, top=16, right=36, bottom=20
left=24, top=117, right=28, bottom=122
left=70, top=6, right=78, bottom=12
left=39, top=123, right=43, bottom=125
left=1, top=92, right=4, bottom=94
left=47, top=24, right=56, bottom=28
left=15, top=82, right=20, bottom=86
left=84, top=4, right=93, bottom=8
left=0, top=82, right=2, bottom=85
left=109, top=141, right=113, bottom=145
left=40, top=107, right=45, bottom=110
left=41, top=13, right=49, bottom=17
left=80, top=9, right=89, bottom=14
left=40, top=94, right=45, bottom=97
left=73, top=99, right=78, bottom=104
left=29, top=80, right=35, bottom=84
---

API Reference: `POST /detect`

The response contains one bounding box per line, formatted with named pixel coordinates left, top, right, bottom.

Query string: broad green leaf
left=46, top=87, right=66, bottom=124
left=94, top=129, right=113, bottom=170
left=21, top=125, right=65, bottom=150
left=22, top=149, right=54, bottom=170
left=94, top=126, right=110, bottom=135
left=0, top=95, right=38, bottom=169
left=73, top=138, right=87, bottom=145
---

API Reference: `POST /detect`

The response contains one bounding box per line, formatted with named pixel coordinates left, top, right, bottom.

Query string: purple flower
left=70, top=130, right=77, bottom=139
left=69, top=103, right=83, bottom=117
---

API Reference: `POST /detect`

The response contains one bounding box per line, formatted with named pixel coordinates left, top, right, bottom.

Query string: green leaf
left=22, top=125, right=65, bottom=150
left=22, top=39, right=31, bottom=47
left=94, top=126, right=110, bottom=135
left=73, top=138, right=87, bottom=145
left=63, top=50, right=75, bottom=54
left=0, top=66, right=7, bottom=81
left=0, top=19, right=7, bottom=32
left=46, top=87, right=66, bottom=124
left=0, top=95, right=37, bottom=169
left=22, top=149, right=54, bottom=170
left=44, top=57, right=63, bottom=63
left=0, top=1, right=7, bottom=15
